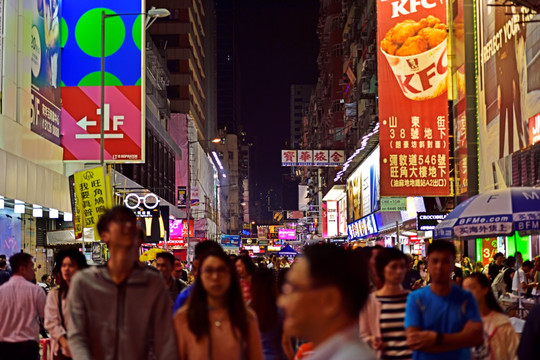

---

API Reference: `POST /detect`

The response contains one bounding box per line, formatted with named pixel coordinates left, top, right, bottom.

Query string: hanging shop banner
left=417, top=212, right=448, bottom=231
left=347, top=214, right=379, bottom=241
left=476, top=1, right=538, bottom=190
left=257, top=226, right=269, bottom=240
left=278, top=229, right=295, bottom=240
left=347, top=146, right=380, bottom=223
left=281, top=150, right=345, bottom=167
left=30, top=0, right=62, bottom=145
left=61, top=0, right=145, bottom=162
left=377, top=0, right=450, bottom=196
left=73, top=166, right=113, bottom=239
left=177, top=186, right=187, bottom=208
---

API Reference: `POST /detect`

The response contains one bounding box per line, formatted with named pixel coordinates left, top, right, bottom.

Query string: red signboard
left=529, top=113, right=540, bottom=146
left=377, top=0, right=450, bottom=196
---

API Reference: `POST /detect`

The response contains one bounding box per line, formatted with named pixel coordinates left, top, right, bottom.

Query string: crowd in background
left=0, top=205, right=539, bottom=360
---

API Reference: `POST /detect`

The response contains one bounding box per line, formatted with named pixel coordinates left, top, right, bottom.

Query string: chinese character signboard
left=281, top=150, right=344, bottom=167
left=313, top=150, right=329, bottom=166
left=30, top=0, right=62, bottom=145
left=278, top=229, right=295, bottom=240
left=73, top=166, right=113, bottom=239
left=281, top=150, right=297, bottom=166
left=297, top=150, right=313, bottom=166
left=257, top=226, right=268, bottom=240
left=61, top=0, right=145, bottom=162
left=347, top=214, right=378, bottom=240
left=177, top=186, right=187, bottom=208
left=377, top=0, right=450, bottom=196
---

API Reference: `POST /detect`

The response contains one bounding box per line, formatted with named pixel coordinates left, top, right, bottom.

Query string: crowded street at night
left=0, top=0, right=540, bottom=359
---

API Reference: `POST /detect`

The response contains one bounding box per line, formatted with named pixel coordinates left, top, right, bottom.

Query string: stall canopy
left=278, top=245, right=298, bottom=257
left=46, top=228, right=94, bottom=246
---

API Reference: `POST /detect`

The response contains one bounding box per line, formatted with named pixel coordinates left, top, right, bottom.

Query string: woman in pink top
left=44, top=249, right=87, bottom=359
left=174, top=248, right=263, bottom=360
left=463, top=273, right=519, bottom=360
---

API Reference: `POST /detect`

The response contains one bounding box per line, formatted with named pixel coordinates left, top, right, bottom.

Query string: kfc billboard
left=377, top=0, right=450, bottom=196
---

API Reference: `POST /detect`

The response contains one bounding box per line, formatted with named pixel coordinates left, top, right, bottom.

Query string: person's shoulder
left=246, top=307, right=259, bottom=322
left=174, top=305, right=189, bottom=323
left=409, top=285, right=430, bottom=298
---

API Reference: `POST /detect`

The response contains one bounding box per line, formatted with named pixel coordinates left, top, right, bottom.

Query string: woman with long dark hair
left=235, top=254, right=257, bottom=304
left=174, top=248, right=263, bottom=359
left=250, top=268, right=290, bottom=360
left=463, top=273, right=518, bottom=360
left=44, top=249, right=88, bottom=360
left=359, top=247, right=412, bottom=359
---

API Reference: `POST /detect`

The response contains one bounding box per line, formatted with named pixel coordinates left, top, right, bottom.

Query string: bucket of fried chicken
left=381, top=15, right=448, bottom=101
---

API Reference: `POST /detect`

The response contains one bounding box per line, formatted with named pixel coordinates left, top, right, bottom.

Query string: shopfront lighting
left=64, top=212, right=73, bottom=222
left=0, top=196, right=3, bottom=209
left=212, top=151, right=224, bottom=170
left=14, top=200, right=25, bottom=214
left=222, top=173, right=227, bottom=178
left=49, top=208, right=59, bottom=219
left=33, top=205, right=43, bottom=218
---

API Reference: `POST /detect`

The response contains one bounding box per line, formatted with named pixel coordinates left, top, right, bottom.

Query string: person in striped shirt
left=360, top=247, right=412, bottom=360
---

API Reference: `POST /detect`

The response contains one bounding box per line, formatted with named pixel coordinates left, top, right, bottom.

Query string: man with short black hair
left=0, top=258, right=10, bottom=285
left=488, top=252, right=505, bottom=282
left=405, top=240, right=483, bottom=360
left=0, top=254, right=11, bottom=275
left=68, top=206, right=177, bottom=360
left=0, top=252, right=46, bottom=360
left=156, top=252, right=186, bottom=302
left=278, top=244, right=375, bottom=360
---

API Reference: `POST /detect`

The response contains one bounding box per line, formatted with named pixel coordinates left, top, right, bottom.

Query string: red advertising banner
left=377, top=0, right=450, bottom=196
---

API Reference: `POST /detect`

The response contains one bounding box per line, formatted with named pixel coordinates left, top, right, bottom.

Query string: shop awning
left=46, top=228, right=94, bottom=246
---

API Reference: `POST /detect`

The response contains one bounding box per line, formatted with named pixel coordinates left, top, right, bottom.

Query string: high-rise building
left=149, top=0, right=217, bottom=141
left=290, top=85, right=314, bottom=149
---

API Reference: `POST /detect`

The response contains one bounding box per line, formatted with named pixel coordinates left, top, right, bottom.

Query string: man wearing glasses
left=278, top=244, right=375, bottom=360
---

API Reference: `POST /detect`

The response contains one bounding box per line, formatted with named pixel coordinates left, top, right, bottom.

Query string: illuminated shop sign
left=417, top=212, right=448, bottom=231
left=278, top=229, right=295, bottom=240
left=347, top=214, right=379, bottom=240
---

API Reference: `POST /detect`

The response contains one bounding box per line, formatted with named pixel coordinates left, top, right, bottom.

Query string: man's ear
left=319, top=286, right=342, bottom=318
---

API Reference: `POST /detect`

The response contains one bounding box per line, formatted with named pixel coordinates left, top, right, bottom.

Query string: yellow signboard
left=73, top=166, right=113, bottom=240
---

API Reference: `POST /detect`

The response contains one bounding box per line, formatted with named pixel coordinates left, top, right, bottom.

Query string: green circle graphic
left=132, top=15, right=142, bottom=50
left=78, top=71, right=123, bottom=86
left=61, top=18, right=68, bottom=48
left=135, top=78, right=141, bottom=86
left=75, top=8, right=126, bottom=58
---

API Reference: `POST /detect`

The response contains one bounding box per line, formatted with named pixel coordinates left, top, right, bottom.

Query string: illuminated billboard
left=61, top=0, right=145, bottom=162
left=347, top=146, right=380, bottom=223
left=377, top=0, right=450, bottom=196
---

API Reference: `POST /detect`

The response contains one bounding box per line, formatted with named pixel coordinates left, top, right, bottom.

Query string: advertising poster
left=73, top=166, right=113, bottom=239
left=377, top=0, right=450, bottom=196
left=61, top=0, right=145, bottom=162
left=0, top=209, right=21, bottom=257
left=347, top=146, right=380, bottom=223
left=476, top=1, right=537, bottom=191
left=30, top=0, right=62, bottom=145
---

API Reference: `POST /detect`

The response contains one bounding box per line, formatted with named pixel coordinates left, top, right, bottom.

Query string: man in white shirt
left=0, top=252, right=46, bottom=360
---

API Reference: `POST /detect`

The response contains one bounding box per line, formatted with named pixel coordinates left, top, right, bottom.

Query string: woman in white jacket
left=463, top=273, right=519, bottom=360
left=44, top=249, right=87, bottom=359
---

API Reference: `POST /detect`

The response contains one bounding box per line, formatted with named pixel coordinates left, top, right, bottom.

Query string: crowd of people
left=0, top=205, right=539, bottom=360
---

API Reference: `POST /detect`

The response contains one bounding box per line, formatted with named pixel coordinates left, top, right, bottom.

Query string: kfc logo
left=407, top=58, right=419, bottom=71
left=391, top=0, right=437, bottom=18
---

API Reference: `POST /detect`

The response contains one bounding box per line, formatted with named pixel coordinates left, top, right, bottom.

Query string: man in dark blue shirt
left=405, top=240, right=483, bottom=360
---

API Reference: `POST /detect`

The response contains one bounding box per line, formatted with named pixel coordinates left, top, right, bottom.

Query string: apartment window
left=332, top=100, right=343, bottom=113
left=167, top=60, right=180, bottom=73
left=332, top=44, right=343, bottom=58
left=167, top=86, right=180, bottom=99
left=153, top=34, right=180, bottom=48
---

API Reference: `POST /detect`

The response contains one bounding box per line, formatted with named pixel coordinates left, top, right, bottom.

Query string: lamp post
left=100, top=8, right=170, bottom=165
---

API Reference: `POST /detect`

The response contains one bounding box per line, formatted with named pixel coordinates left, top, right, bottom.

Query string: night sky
left=235, top=0, right=319, bottom=204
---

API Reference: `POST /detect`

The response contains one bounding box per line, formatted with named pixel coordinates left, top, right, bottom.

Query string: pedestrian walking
left=67, top=206, right=178, bottom=360
left=405, top=240, right=483, bottom=360
left=463, top=273, right=519, bottom=360
left=174, top=247, right=263, bottom=360
left=156, top=251, right=187, bottom=303
left=235, top=254, right=256, bottom=304
left=402, top=254, right=422, bottom=291
left=0, top=252, right=46, bottom=360
left=250, top=268, right=290, bottom=360
left=360, top=247, right=412, bottom=359
left=462, top=257, right=474, bottom=277
left=487, top=253, right=505, bottom=283
left=278, top=243, right=375, bottom=360
left=531, top=256, right=540, bottom=305
left=44, top=249, right=88, bottom=360
left=173, top=240, right=223, bottom=313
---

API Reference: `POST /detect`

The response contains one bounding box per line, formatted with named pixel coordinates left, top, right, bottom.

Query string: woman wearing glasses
left=174, top=247, right=264, bottom=360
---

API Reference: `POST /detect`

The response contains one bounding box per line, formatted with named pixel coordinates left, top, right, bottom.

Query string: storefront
left=322, top=185, right=347, bottom=240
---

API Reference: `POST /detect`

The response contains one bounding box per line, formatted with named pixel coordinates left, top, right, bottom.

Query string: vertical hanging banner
left=30, top=0, right=62, bottom=144
left=73, top=166, right=113, bottom=239
left=61, top=0, right=145, bottom=162
left=377, top=0, right=450, bottom=196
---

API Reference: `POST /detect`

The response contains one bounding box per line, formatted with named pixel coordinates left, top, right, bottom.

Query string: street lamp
left=100, top=7, right=170, bottom=165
